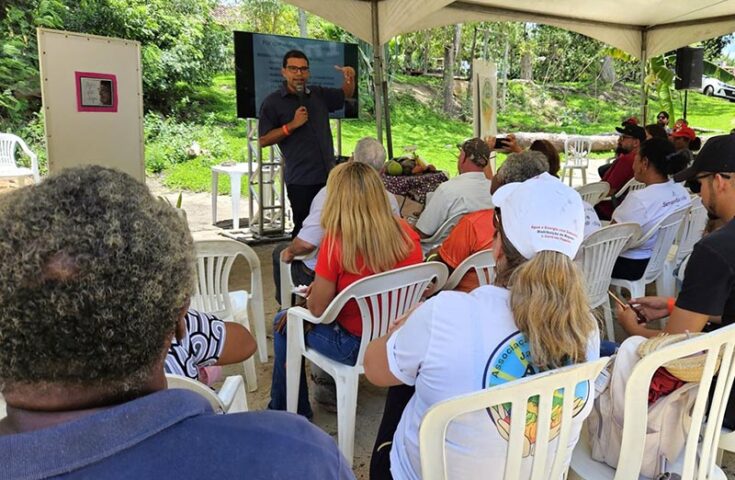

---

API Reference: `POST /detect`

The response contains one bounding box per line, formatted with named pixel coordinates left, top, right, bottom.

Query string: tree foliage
left=0, top=0, right=227, bottom=125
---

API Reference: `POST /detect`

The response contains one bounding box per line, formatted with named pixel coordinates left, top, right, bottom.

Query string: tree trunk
left=443, top=44, right=455, bottom=114
left=500, top=33, right=510, bottom=110
left=520, top=51, right=533, bottom=80
left=452, top=24, right=463, bottom=73
left=600, top=55, right=616, bottom=84
left=420, top=30, right=430, bottom=73
left=298, top=9, right=308, bottom=37
left=482, top=28, right=490, bottom=60
left=465, top=27, right=478, bottom=107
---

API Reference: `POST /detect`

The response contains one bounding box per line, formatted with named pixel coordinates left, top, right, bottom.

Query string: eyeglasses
left=689, top=172, right=732, bottom=193
left=657, top=115, right=667, bottom=120
left=285, top=66, right=310, bottom=73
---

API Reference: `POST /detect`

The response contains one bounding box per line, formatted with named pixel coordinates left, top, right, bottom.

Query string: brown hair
left=529, top=140, right=560, bottom=177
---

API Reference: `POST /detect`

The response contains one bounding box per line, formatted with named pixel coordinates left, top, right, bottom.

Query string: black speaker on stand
left=675, top=47, right=704, bottom=120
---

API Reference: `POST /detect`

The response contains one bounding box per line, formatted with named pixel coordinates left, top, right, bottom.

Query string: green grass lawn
left=151, top=74, right=735, bottom=192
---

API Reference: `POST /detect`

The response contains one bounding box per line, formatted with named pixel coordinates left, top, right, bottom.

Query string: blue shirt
left=1, top=389, right=354, bottom=479
left=258, top=83, right=345, bottom=186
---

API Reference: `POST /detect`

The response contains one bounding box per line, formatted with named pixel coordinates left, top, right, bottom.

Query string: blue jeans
left=268, top=310, right=361, bottom=418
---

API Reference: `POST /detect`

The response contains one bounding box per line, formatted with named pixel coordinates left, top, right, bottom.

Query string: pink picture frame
left=75, top=71, right=118, bottom=112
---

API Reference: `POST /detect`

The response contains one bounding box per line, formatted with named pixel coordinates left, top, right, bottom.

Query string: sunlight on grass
left=152, top=74, right=735, bottom=192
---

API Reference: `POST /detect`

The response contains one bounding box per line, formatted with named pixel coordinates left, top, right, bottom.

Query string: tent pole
left=640, top=29, right=649, bottom=124
left=371, top=1, right=384, bottom=145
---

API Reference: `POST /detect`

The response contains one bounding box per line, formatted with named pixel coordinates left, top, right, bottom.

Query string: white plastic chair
left=575, top=223, right=641, bottom=341
left=570, top=324, right=735, bottom=480
left=657, top=198, right=708, bottom=297
left=0, top=395, right=5, bottom=419
left=611, top=178, right=645, bottom=204
left=610, top=207, right=689, bottom=299
left=562, top=137, right=592, bottom=186
left=286, top=262, right=449, bottom=465
left=166, top=373, right=248, bottom=413
left=442, top=249, right=495, bottom=291
left=279, top=251, right=317, bottom=309
left=0, top=133, right=40, bottom=185
left=421, top=212, right=465, bottom=255
left=420, top=358, right=610, bottom=480
left=192, top=238, right=268, bottom=392
left=575, top=181, right=610, bottom=206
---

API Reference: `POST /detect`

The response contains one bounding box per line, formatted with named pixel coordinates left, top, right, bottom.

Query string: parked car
left=701, top=75, right=735, bottom=101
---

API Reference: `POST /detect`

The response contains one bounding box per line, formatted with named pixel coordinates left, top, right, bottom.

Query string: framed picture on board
left=75, top=72, right=118, bottom=112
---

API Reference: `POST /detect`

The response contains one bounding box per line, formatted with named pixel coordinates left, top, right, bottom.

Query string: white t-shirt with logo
left=612, top=180, right=691, bottom=260
left=297, top=185, right=400, bottom=270
left=386, top=286, right=600, bottom=480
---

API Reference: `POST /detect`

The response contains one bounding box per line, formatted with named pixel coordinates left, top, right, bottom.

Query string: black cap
left=674, top=134, right=735, bottom=182
left=615, top=122, right=646, bottom=142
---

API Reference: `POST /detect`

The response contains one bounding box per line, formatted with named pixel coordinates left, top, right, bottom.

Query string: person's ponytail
left=509, top=251, right=594, bottom=370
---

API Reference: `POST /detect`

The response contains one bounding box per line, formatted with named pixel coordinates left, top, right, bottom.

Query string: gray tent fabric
left=284, top=0, right=735, bottom=59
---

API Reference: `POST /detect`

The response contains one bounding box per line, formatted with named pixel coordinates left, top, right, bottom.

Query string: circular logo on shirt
left=481, top=331, right=590, bottom=457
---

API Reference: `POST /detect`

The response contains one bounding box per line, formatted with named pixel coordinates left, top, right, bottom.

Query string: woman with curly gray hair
left=0, top=166, right=353, bottom=479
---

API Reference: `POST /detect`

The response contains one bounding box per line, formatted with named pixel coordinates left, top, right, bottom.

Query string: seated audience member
left=657, top=110, right=671, bottom=133
left=595, top=121, right=647, bottom=220
left=671, top=126, right=699, bottom=165
left=433, top=150, right=548, bottom=292
left=0, top=166, right=353, bottom=479
left=615, top=134, right=735, bottom=426
left=364, top=173, right=599, bottom=480
left=273, top=136, right=399, bottom=305
left=413, top=137, right=493, bottom=247
left=610, top=138, right=691, bottom=280
left=645, top=123, right=668, bottom=140
left=268, top=162, right=423, bottom=418
left=165, top=309, right=256, bottom=384
left=492, top=135, right=601, bottom=238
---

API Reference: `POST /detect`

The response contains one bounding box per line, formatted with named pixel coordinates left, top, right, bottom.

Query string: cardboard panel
left=38, top=28, right=144, bottom=181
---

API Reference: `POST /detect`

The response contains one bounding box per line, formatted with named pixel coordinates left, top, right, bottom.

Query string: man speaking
left=258, top=50, right=356, bottom=237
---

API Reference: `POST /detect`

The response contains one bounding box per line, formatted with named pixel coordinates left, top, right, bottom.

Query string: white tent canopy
left=285, top=0, right=735, bottom=59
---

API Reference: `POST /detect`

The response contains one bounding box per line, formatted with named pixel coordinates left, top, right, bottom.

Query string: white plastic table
left=211, top=163, right=248, bottom=230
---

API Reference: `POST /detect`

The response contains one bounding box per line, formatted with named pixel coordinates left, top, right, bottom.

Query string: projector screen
left=234, top=31, right=359, bottom=119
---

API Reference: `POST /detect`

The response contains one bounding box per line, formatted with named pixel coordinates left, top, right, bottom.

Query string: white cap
left=491, top=172, right=585, bottom=260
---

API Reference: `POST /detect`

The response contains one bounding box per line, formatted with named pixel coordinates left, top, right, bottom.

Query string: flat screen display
left=234, top=31, right=359, bottom=119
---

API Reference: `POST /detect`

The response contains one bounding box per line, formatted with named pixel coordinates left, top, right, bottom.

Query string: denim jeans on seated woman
left=268, top=310, right=361, bottom=418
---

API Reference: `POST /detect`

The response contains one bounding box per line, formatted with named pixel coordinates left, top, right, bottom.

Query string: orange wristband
left=282, top=124, right=291, bottom=136
left=667, top=297, right=675, bottom=314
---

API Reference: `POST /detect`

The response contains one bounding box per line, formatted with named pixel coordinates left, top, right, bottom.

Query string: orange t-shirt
left=314, top=219, right=424, bottom=337
left=437, top=209, right=495, bottom=292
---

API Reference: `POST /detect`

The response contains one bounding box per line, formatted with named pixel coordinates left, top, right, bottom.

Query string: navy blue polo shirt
left=258, top=83, right=345, bottom=186
left=1, top=389, right=354, bottom=479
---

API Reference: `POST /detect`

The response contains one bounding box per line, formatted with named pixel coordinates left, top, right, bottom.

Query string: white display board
left=472, top=59, right=497, bottom=139
left=37, top=28, right=144, bottom=181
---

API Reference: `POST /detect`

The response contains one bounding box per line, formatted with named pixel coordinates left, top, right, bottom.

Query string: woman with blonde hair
left=268, top=161, right=423, bottom=418
left=364, top=173, right=600, bottom=479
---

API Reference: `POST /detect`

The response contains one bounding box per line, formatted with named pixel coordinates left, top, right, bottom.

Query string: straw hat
left=638, top=333, right=722, bottom=383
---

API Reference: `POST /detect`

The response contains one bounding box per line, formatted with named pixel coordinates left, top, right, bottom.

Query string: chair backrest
left=0, top=133, right=21, bottom=169
left=639, top=207, right=689, bottom=284
left=443, top=249, right=495, bottom=290
left=674, top=197, right=708, bottom=265
left=419, top=357, right=610, bottom=480
left=564, top=137, right=592, bottom=167
left=613, top=178, right=645, bottom=200
left=191, top=237, right=264, bottom=323
left=575, top=223, right=641, bottom=309
left=613, top=324, right=735, bottom=480
left=575, top=181, right=610, bottom=206
left=166, top=374, right=227, bottom=413
left=0, top=394, right=5, bottom=419
left=421, top=212, right=466, bottom=246
left=315, top=262, right=448, bottom=366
